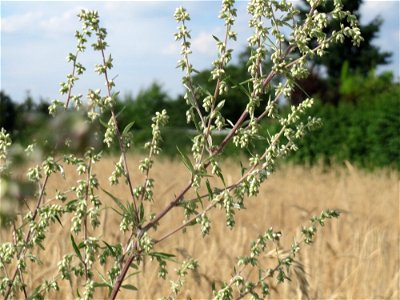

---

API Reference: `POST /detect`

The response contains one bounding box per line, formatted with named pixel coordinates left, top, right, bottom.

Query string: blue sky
left=1, top=1, right=399, bottom=103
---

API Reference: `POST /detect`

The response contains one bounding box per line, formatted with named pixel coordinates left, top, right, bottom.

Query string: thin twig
left=83, top=156, right=93, bottom=280
left=181, top=19, right=206, bottom=128
left=64, top=51, right=80, bottom=110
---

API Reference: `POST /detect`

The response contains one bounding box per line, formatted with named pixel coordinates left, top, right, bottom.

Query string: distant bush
left=287, top=70, right=400, bottom=170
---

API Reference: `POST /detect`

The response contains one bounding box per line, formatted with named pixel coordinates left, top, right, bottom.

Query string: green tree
left=293, top=0, right=392, bottom=105
left=288, top=70, right=400, bottom=169
left=116, top=82, right=170, bottom=130
left=0, top=91, right=16, bottom=133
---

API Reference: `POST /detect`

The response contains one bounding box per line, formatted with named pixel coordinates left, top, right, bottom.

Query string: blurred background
left=1, top=0, right=399, bottom=169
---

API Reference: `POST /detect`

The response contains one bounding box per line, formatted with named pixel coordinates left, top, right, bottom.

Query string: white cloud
left=1, top=11, right=43, bottom=33
left=38, top=8, right=81, bottom=35
left=1, top=6, right=84, bottom=36
left=192, top=32, right=216, bottom=54
left=162, top=43, right=179, bottom=56
left=1, top=0, right=399, bottom=103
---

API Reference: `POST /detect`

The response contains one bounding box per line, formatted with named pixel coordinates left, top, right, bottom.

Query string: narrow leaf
left=121, top=284, right=138, bottom=291
left=150, top=252, right=176, bottom=261
left=139, top=202, right=145, bottom=224
left=125, top=271, right=141, bottom=279
left=93, top=282, right=111, bottom=288
left=217, top=172, right=226, bottom=187
left=111, top=207, right=123, bottom=216
left=177, top=146, right=194, bottom=173
left=122, top=121, right=135, bottom=136
left=205, top=179, right=213, bottom=200
left=54, top=215, right=63, bottom=227
left=71, top=234, right=83, bottom=263
left=103, top=241, right=116, bottom=257
left=99, top=118, right=109, bottom=129
left=115, top=105, right=127, bottom=119
left=65, top=199, right=79, bottom=211
left=97, top=271, right=113, bottom=288
left=212, top=35, right=220, bottom=42
left=102, top=188, right=128, bottom=214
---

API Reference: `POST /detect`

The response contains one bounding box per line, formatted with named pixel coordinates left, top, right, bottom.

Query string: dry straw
left=0, top=1, right=369, bottom=299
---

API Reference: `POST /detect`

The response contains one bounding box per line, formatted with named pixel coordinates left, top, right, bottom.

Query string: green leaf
left=205, top=179, right=213, bottom=200
left=111, top=207, right=123, bottom=216
left=212, top=34, right=220, bottom=42
left=103, top=241, right=116, bottom=257
left=230, top=77, right=252, bottom=98
left=27, top=287, right=42, bottom=300
left=150, top=252, right=176, bottom=261
left=54, top=215, right=63, bottom=227
left=139, top=202, right=145, bottom=223
left=112, top=91, right=120, bottom=100
left=78, top=240, right=85, bottom=249
left=125, top=271, right=141, bottom=279
left=122, top=121, right=135, bottom=136
left=211, top=281, right=216, bottom=292
left=93, top=282, right=111, bottom=288
left=197, top=170, right=212, bottom=178
left=258, top=269, right=263, bottom=281
left=217, top=172, right=226, bottom=187
left=115, top=105, right=127, bottom=119
left=102, top=188, right=128, bottom=214
left=196, top=191, right=204, bottom=209
left=186, top=219, right=198, bottom=227
left=127, top=203, right=138, bottom=226
left=99, top=118, right=109, bottom=129
left=70, top=234, right=83, bottom=263
left=65, top=199, right=79, bottom=212
left=121, top=284, right=138, bottom=291
left=96, top=271, right=113, bottom=288
left=177, top=146, right=194, bottom=173
left=129, top=263, right=139, bottom=269
left=37, top=242, right=45, bottom=251
left=240, top=161, right=247, bottom=176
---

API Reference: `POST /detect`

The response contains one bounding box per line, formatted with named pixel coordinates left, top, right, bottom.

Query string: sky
left=1, top=0, right=399, bottom=103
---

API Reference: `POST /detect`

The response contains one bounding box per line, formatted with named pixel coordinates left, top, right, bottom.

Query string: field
left=1, top=156, right=399, bottom=299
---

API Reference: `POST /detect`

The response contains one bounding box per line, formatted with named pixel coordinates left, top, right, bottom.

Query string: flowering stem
left=109, top=240, right=142, bottom=300
left=64, top=51, right=80, bottom=110
left=99, top=48, right=139, bottom=222
left=4, top=174, right=50, bottom=300
left=83, top=157, right=93, bottom=280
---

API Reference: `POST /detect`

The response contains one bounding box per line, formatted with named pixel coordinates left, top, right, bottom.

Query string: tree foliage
left=293, top=0, right=392, bottom=105
left=288, top=71, right=400, bottom=169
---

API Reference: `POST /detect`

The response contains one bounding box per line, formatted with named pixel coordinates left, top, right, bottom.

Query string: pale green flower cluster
left=109, top=156, right=124, bottom=185
left=169, top=258, right=199, bottom=296
left=0, top=1, right=362, bottom=299
left=214, top=210, right=339, bottom=298
left=0, top=129, right=11, bottom=161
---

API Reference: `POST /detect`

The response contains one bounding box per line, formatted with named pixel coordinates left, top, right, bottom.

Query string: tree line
left=1, top=0, right=398, bottom=169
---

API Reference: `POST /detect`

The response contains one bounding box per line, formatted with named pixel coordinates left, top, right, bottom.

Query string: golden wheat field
left=1, top=156, right=399, bottom=299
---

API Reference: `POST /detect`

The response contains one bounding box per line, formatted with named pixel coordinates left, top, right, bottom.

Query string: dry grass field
left=1, top=156, right=399, bottom=299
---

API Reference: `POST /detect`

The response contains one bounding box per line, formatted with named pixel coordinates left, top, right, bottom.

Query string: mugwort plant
left=0, top=0, right=361, bottom=299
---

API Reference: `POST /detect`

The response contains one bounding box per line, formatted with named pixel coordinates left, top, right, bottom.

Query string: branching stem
left=4, top=174, right=50, bottom=300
